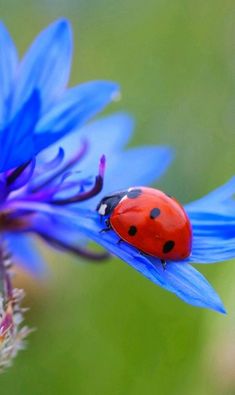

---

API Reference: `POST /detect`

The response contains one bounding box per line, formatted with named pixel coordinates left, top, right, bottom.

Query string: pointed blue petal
left=0, top=90, right=40, bottom=172
left=5, top=233, right=47, bottom=277
left=34, top=81, right=120, bottom=152
left=39, top=208, right=224, bottom=313
left=145, top=259, right=226, bottom=313
left=11, top=19, right=72, bottom=117
left=90, top=218, right=225, bottom=313
left=0, top=22, right=18, bottom=125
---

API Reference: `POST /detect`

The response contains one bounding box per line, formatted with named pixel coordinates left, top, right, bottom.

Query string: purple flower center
left=0, top=144, right=108, bottom=261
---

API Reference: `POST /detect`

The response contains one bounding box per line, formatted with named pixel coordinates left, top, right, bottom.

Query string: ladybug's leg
left=100, top=227, right=111, bottom=234
left=160, top=259, right=167, bottom=270
left=100, top=218, right=112, bottom=233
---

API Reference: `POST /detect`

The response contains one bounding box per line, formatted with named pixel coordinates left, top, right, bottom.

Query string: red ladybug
left=97, top=187, right=192, bottom=261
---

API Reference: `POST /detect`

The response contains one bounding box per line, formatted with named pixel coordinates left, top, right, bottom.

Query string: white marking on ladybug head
left=98, top=203, right=108, bottom=216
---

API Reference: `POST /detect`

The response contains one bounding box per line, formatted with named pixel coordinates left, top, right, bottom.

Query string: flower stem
left=0, top=242, right=31, bottom=372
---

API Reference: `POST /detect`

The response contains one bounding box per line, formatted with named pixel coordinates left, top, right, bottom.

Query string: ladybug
left=97, top=187, right=192, bottom=262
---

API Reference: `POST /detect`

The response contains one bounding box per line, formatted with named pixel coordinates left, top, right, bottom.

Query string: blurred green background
left=1, top=1, right=235, bottom=394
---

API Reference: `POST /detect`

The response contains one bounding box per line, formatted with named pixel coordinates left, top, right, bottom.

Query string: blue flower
left=0, top=18, right=232, bottom=332
left=4, top=106, right=235, bottom=314
left=0, top=19, right=172, bottom=368
left=0, top=19, right=119, bottom=172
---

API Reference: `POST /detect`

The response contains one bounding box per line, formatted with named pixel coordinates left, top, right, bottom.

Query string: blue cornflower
left=6, top=107, right=235, bottom=315
left=0, top=19, right=173, bottom=369
left=0, top=111, right=171, bottom=370
left=0, top=16, right=233, bottom=370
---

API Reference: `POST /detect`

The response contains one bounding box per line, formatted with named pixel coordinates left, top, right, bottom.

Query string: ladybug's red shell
left=109, top=187, right=192, bottom=260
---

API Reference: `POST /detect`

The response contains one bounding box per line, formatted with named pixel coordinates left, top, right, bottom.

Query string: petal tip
left=52, top=18, right=71, bottom=31
left=209, top=294, right=227, bottom=315
left=217, top=304, right=227, bottom=315
left=53, top=18, right=73, bottom=46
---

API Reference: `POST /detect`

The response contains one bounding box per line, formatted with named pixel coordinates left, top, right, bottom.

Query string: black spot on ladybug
left=127, top=189, right=142, bottom=199
left=128, top=225, right=138, bottom=236
left=163, top=240, right=175, bottom=254
left=149, top=207, right=161, bottom=219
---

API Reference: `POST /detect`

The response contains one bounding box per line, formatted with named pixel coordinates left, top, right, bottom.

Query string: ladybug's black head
left=96, top=190, right=127, bottom=216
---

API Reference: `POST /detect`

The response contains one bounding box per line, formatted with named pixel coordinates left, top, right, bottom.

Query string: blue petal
left=188, top=234, right=235, bottom=263
left=189, top=212, right=235, bottom=239
left=91, top=217, right=225, bottom=313
left=184, top=178, right=235, bottom=264
left=186, top=214, right=235, bottom=264
left=103, top=146, right=173, bottom=191
left=39, top=112, right=134, bottom=167
left=146, top=259, right=226, bottom=313
left=0, top=90, right=40, bottom=172
left=185, top=177, right=235, bottom=215
left=11, top=19, right=73, bottom=117
left=0, top=22, right=18, bottom=126
left=80, top=145, right=173, bottom=209
left=41, top=208, right=225, bottom=313
left=76, top=112, right=134, bottom=153
left=34, top=81, right=120, bottom=152
left=5, top=233, right=47, bottom=277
